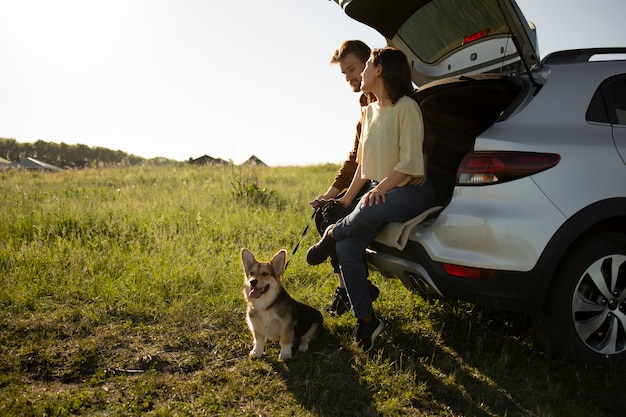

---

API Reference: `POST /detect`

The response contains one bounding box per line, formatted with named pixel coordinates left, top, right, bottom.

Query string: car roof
left=334, top=0, right=540, bottom=86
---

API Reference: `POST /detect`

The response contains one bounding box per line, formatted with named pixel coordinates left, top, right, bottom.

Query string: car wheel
left=536, top=231, right=626, bottom=365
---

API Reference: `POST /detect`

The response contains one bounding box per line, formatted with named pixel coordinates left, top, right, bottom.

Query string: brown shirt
left=330, top=93, right=373, bottom=192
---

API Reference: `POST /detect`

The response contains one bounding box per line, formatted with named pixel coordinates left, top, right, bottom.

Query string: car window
left=586, top=75, right=626, bottom=125
left=608, top=78, right=626, bottom=125
left=586, top=89, right=610, bottom=124
left=397, top=0, right=509, bottom=64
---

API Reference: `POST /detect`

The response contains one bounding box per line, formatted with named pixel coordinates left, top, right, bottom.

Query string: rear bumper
left=367, top=239, right=548, bottom=316
left=365, top=180, right=564, bottom=316
left=367, top=196, right=626, bottom=317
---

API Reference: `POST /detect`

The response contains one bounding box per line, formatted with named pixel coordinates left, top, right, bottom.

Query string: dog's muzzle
left=248, top=279, right=269, bottom=299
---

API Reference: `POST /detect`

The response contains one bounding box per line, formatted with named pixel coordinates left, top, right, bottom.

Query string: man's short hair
left=330, top=40, right=371, bottom=65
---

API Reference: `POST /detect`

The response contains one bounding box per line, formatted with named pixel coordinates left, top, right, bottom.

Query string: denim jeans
left=333, top=180, right=435, bottom=318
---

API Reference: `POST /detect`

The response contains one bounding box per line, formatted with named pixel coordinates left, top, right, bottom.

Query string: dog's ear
left=241, top=248, right=257, bottom=274
left=270, top=249, right=287, bottom=278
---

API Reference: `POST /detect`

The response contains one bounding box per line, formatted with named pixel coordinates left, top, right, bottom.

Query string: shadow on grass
left=6, top=298, right=624, bottom=416
left=258, top=305, right=537, bottom=416
left=380, top=312, right=534, bottom=416
left=268, top=328, right=379, bottom=417
left=379, top=301, right=626, bottom=417
left=262, top=289, right=625, bottom=417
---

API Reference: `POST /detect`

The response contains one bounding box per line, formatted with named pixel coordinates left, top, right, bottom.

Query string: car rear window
left=397, top=0, right=509, bottom=64
left=609, top=78, right=626, bottom=125
left=587, top=75, right=626, bottom=125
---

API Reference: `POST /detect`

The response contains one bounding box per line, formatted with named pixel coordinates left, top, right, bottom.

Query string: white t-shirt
left=357, top=95, right=425, bottom=182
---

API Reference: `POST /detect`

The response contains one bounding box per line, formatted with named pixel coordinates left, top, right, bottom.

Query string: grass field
left=1, top=165, right=623, bottom=416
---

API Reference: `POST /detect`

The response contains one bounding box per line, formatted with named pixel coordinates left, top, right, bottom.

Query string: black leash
left=284, top=208, right=318, bottom=271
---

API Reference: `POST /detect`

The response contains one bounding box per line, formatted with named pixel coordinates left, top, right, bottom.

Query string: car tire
left=535, top=231, right=626, bottom=365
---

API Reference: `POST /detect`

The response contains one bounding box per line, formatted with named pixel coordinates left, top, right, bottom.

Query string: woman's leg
left=333, top=181, right=435, bottom=318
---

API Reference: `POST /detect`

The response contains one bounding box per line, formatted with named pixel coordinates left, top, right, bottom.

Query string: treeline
left=0, top=138, right=171, bottom=168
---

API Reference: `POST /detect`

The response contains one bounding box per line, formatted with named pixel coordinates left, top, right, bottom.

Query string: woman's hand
left=363, top=186, right=386, bottom=206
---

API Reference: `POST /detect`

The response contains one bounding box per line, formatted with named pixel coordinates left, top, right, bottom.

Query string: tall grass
left=0, top=165, right=623, bottom=416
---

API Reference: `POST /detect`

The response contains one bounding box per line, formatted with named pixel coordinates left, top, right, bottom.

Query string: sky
left=1, top=0, right=625, bottom=166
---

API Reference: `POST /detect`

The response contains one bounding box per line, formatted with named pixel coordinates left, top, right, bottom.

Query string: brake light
left=462, top=29, right=490, bottom=45
left=456, top=152, right=560, bottom=185
left=441, top=263, right=498, bottom=280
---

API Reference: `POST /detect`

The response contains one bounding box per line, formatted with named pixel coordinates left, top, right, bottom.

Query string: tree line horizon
left=0, top=138, right=181, bottom=168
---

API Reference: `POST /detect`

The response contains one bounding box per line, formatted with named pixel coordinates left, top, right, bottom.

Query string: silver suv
left=329, top=0, right=626, bottom=364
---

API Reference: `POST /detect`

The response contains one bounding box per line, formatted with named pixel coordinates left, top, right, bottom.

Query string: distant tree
left=0, top=138, right=19, bottom=160
left=0, top=137, right=157, bottom=168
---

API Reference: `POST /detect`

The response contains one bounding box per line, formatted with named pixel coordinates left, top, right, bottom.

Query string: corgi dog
left=241, top=248, right=323, bottom=361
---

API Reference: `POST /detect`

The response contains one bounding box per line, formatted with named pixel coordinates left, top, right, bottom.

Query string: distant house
left=188, top=155, right=229, bottom=165
left=241, top=155, right=267, bottom=167
left=188, top=154, right=267, bottom=167
left=18, top=157, right=63, bottom=172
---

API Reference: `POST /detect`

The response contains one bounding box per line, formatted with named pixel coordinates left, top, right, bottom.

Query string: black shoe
left=306, top=227, right=334, bottom=265
left=329, top=287, right=350, bottom=316
left=354, top=315, right=384, bottom=353
left=368, top=280, right=380, bottom=302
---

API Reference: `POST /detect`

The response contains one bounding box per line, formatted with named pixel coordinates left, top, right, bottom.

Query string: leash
left=284, top=208, right=318, bottom=271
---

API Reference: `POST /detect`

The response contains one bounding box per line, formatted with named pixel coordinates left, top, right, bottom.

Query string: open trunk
left=419, top=74, right=525, bottom=207
left=330, top=0, right=538, bottom=206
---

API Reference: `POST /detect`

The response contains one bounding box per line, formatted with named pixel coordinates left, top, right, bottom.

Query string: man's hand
left=322, top=199, right=344, bottom=223
left=310, top=197, right=332, bottom=209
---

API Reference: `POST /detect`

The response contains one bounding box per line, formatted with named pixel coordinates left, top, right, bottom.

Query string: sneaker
left=329, top=287, right=350, bottom=316
left=353, top=315, right=384, bottom=353
left=306, top=226, right=334, bottom=265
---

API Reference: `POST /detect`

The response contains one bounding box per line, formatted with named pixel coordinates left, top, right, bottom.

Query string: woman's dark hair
left=371, top=47, right=413, bottom=104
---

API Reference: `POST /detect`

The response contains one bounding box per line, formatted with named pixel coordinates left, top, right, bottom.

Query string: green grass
left=0, top=164, right=623, bottom=416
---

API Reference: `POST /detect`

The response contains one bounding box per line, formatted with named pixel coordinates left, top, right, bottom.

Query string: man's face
left=339, top=53, right=366, bottom=93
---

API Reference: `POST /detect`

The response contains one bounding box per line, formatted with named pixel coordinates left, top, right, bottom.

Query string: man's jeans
left=313, top=182, right=371, bottom=273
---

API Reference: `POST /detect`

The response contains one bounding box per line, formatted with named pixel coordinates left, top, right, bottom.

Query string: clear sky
left=1, top=0, right=624, bottom=166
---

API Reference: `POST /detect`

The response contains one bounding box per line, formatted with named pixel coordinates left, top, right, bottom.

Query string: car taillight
left=456, top=152, right=560, bottom=185
left=441, top=263, right=498, bottom=280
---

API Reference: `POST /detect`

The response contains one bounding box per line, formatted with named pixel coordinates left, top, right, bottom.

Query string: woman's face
left=360, top=56, right=380, bottom=93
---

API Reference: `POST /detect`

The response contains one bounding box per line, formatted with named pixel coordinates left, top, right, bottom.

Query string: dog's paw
left=298, top=342, right=310, bottom=353
left=249, top=349, right=263, bottom=359
left=278, top=348, right=292, bottom=361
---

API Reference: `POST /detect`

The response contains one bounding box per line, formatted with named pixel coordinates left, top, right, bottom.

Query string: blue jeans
left=332, top=180, right=435, bottom=318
